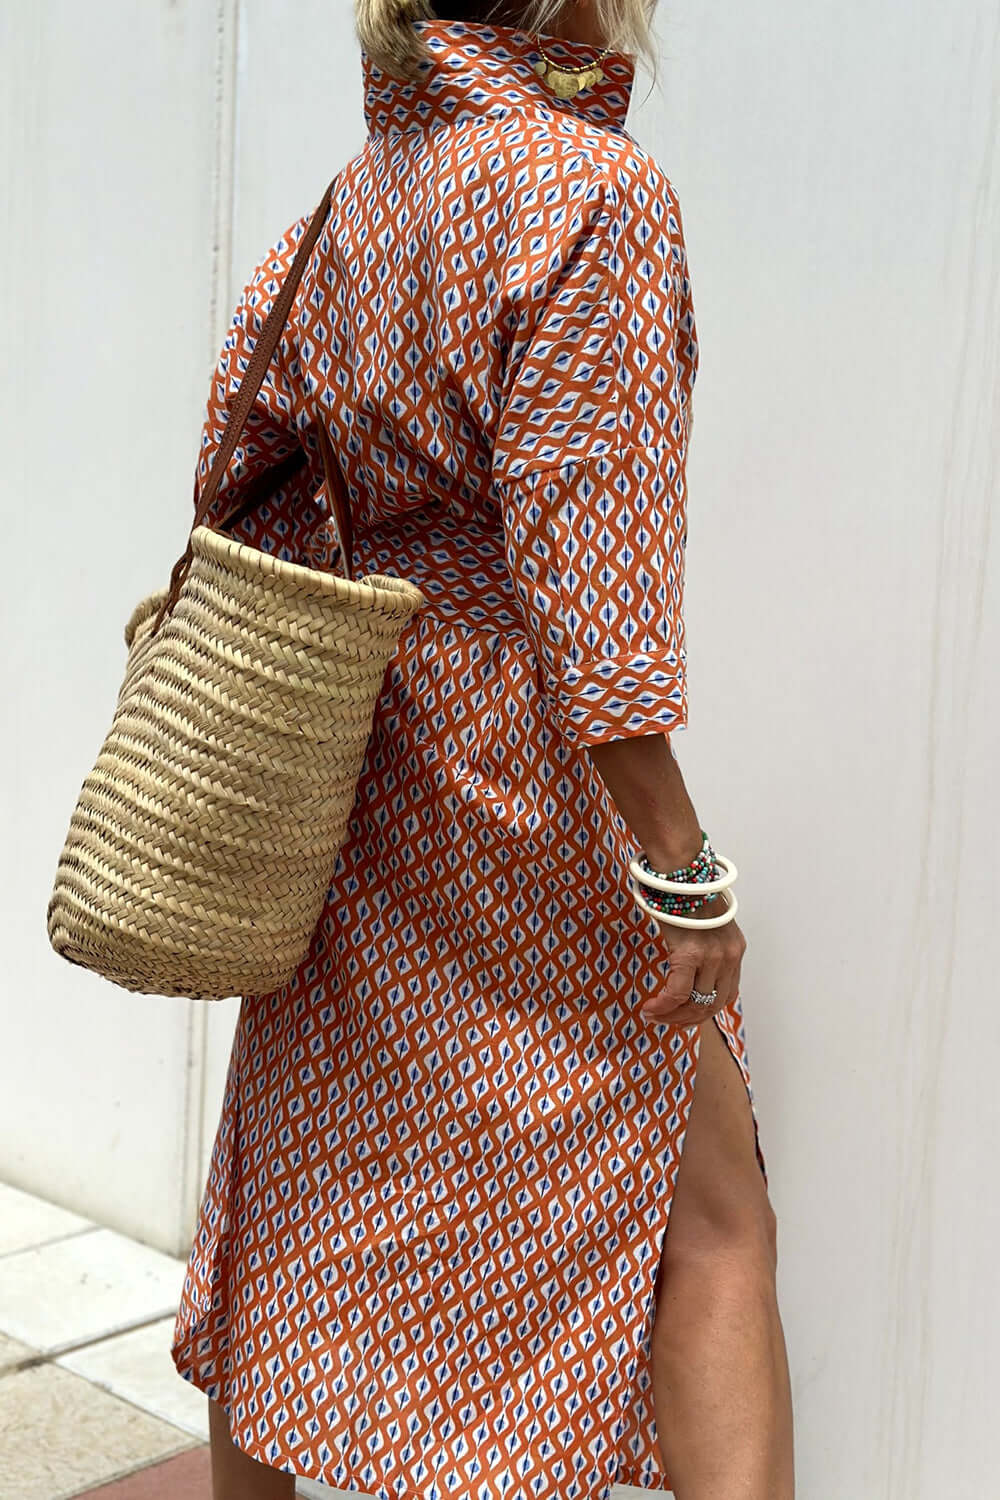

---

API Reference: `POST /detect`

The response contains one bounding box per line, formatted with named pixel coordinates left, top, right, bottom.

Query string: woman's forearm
left=587, top=732, right=703, bottom=871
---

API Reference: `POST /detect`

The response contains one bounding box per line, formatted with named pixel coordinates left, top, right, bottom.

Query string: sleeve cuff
left=541, top=652, right=688, bottom=749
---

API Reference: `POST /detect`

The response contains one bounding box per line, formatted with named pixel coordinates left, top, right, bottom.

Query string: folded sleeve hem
left=541, top=653, right=688, bottom=749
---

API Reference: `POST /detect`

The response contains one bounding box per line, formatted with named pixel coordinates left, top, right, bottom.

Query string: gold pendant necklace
left=532, top=34, right=613, bottom=100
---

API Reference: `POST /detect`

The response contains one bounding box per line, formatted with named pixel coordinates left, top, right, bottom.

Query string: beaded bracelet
left=632, top=879, right=739, bottom=930
left=639, top=830, right=715, bottom=882
left=629, top=832, right=739, bottom=927
left=635, top=831, right=718, bottom=916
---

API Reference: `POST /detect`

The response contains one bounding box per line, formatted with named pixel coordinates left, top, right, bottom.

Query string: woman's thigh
left=655, top=1015, right=776, bottom=1290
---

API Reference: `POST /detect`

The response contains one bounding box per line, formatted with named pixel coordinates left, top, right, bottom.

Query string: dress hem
left=168, top=1346, right=652, bottom=1500
left=170, top=1005, right=764, bottom=1500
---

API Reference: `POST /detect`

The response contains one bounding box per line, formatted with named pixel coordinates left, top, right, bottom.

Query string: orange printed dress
left=171, top=18, right=764, bottom=1500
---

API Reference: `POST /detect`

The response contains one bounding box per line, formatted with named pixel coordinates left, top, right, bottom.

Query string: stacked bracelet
left=628, top=833, right=739, bottom=930
left=635, top=831, right=717, bottom=914
left=641, top=831, right=716, bottom=882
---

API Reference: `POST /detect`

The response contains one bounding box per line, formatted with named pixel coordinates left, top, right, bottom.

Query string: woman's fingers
left=668, top=967, right=735, bottom=1029
left=640, top=941, right=699, bottom=1021
left=689, top=955, right=722, bottom=1010
left=641, top=921, right=747, bottom=1028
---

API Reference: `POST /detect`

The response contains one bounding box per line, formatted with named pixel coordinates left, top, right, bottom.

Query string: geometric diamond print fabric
left=170, top=19, right=764, bottom=1500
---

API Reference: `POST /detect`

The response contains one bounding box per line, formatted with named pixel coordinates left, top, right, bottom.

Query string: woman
left=170, top=4, right=794, bottom=1498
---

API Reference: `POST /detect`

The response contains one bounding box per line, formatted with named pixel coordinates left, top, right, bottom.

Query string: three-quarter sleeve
left=193, top=212, right=339, bottom=570
left=490, top=152, right=698, bottom=750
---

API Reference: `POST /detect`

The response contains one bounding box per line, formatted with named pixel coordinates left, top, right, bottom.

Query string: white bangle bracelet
left=630, top=879, right=739, bottom=929
left=627, top=851, right=738, bottom=896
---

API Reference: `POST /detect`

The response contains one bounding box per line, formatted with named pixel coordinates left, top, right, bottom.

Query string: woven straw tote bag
left=47, top=178, right=428, bottom=1000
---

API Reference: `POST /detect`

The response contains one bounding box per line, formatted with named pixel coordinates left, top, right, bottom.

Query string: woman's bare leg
left=651, top=1017, right=794, bottom=1499
left=208, top=1396, right=295, bottom=1500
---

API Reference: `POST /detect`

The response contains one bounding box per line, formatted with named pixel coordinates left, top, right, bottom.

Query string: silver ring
left=689, top=987, right=718, bottom=1008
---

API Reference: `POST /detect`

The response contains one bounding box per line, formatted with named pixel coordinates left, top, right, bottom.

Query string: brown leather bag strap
left=314, top=420, right=355, bottom=586
left=211, top=448, right=309, bottom=539
left=154, top=176, right=349, bottom=632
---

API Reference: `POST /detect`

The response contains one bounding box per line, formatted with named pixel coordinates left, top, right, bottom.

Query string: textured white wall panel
left=631, top=2, right=1000, bottom=1495
left=1, top=0, right=229, bottom=1253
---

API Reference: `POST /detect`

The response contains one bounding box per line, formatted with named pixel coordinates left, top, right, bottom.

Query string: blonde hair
left=355, top=2, right=658, bottom=83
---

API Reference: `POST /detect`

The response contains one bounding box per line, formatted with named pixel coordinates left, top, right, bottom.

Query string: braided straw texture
left=47, top=526, right=428, bottom=999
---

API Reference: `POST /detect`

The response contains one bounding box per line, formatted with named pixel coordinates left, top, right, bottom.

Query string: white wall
left=2, top=0, right=225, bottom=1254
left=643, top=5, right=1000, bottom=1494
left=2, top=2, right=997, bottom=1496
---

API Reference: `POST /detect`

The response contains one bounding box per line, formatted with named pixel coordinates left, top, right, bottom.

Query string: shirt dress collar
left=362, top=17, right=636, bottom=138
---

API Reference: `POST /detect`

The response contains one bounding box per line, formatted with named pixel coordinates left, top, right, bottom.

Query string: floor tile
left=57, top=1318, right=209, bottom=1441
left=0, top=1227, right=185, bottom=1355
left=70, top=1444, right=211, bottom=1499
left=71, top=1449, right=371, bottom=1500
left=0, top=1329, right=40, bottom=1373
left=0, top=1362, right=193, bottom=1500
left=0, top=1181, right=94, bottom=1257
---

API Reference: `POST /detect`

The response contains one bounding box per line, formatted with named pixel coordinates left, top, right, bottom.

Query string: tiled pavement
left=0, top=1180, right=657, bottom=1500
left=0, top=1181, right=345, bottom=1500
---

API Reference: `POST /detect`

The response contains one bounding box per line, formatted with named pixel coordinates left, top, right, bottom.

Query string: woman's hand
left=640, top=891, right=747, bottom=1028
left=584, top=730, right=745, bottom=1027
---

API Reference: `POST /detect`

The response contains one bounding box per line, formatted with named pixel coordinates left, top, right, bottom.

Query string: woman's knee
left=663, top=1174, right=778, bottom=1283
